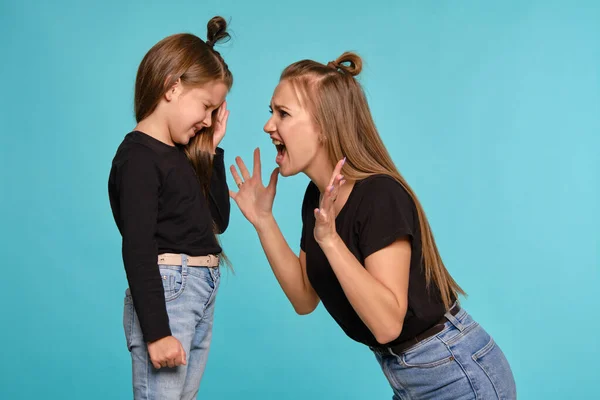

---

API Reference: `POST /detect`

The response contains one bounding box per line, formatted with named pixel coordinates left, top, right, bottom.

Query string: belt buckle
left=208, top=254, right=219, bottom=266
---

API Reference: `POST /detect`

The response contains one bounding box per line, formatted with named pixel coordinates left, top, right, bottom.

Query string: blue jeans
left=373, top=307, right=516, bottom=399
left=123, top=259, right=221, bottom=400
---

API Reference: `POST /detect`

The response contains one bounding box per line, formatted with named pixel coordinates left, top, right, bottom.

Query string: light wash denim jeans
left=373, top=306, right=516, bottom=399
left=123, top=256, right=221, bottom=400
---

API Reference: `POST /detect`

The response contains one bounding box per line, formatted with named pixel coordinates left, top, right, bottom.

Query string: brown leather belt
left=158, top=253, right=219, bottom=267
left=373, top=303, right=461, bottom=355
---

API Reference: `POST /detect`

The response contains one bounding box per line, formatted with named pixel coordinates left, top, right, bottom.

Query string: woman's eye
left=268, top=106, right=289, bottom=118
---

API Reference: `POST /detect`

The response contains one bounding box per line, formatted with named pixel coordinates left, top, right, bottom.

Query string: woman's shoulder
left=354, top=174, right=409, bottom=198
left=349, top=174, right=417, bottom=219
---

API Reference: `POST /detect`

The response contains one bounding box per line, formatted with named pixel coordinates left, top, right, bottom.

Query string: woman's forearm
left=255, top=215, right=319, bottom=314
left=319, top=235, right=406, bottom=344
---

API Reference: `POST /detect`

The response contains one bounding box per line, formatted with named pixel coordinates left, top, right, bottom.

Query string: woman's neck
left=304, top=152, right=354, bottom=214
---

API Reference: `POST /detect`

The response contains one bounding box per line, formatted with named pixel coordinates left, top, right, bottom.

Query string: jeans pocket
left=400, top=336, right=455, bottom=368
left=159, top=265, right=185, bottom=301
left=387, top=339, right=473, bottom=400
left=203, top=267, right=220, bottom=289
left=210, top=267, right=221, bottom=287
left=472, top=338, right=517, bottom=399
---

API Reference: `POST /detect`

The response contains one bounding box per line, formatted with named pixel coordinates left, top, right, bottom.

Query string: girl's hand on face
left=212, top=101, right=229, bottom=152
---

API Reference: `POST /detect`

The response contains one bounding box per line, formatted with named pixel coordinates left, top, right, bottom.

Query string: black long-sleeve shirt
left=108, top=131, right=230, bottom=342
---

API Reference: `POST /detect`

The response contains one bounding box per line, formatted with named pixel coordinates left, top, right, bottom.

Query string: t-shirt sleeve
left=356, top=176, right=417, bottom=259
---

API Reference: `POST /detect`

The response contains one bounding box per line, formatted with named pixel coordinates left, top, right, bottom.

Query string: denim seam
left=209, top=266, right=220, bottom=283
left=472, top=337, right=495, bottom=360
left=196, top=272, right=219, bottom=326
left=446, top=344, right=479, bottom=400
left=205, top=267, right=218, bottom=289
left=472, top=338, right=501, bottom=398
left=383, top=356, right=410, bottom=399
left=127, top=303, right=134, bottom=350
left=398, top=337, right=456, bottom=368
left=400, top=353, right=455, bottom=368
left=144, top=341, right=149, bottom=400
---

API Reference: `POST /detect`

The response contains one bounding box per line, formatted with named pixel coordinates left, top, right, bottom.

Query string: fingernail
left=329, top=186, right=334, bottom=192
left=342, top=157, right=346, bottom=165
left=340, top=180, right=346, bottom=185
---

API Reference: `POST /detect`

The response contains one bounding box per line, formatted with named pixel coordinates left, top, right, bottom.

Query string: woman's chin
left=278, top=165, right=299, bottom=178
left=278, top=167, right=290, bottom=177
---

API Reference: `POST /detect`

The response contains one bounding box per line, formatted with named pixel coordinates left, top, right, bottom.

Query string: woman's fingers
left=252, top=147, right=262, bottom=178
left=235, top=156, right=252, bottom=181
left=229, top=164, right=244, bottom=187
left=328, top=157, right=346, bottom=187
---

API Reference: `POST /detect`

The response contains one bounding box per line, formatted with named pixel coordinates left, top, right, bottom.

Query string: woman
left=229, top=52, right=516, bottom=399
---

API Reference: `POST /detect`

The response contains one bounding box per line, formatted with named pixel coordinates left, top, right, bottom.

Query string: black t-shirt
left=300, top=174, right=449, bottom=347
left=108, top=131, right=230, bottom=342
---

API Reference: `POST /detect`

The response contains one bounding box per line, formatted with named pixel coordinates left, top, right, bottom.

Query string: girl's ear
left=165, top=77, right=182, bottom=102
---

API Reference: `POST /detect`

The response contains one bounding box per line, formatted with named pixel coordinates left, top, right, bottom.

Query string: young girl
left=230, top=52, right=517, bottom=399
left=108, top=16, right=233, bottom=400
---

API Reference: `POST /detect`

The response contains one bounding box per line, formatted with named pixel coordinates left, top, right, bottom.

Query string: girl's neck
left=135, top=114, right=174, bottom=146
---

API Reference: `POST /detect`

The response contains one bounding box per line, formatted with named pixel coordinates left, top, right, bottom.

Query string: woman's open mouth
left=273, top=138, right=287, bottom=164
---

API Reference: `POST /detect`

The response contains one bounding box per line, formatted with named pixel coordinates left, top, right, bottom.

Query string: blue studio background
left=1, top=0, right=598, bottom=399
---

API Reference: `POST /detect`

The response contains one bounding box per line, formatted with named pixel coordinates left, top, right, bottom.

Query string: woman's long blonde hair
left=281, top=52, right=465, bottom=308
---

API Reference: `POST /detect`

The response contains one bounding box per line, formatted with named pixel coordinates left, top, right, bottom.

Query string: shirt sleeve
left=117, top=150, right=172, bottom=343
left=356, top=176, right=416, bottom=259
left=207, top=147, right=230, bottom=234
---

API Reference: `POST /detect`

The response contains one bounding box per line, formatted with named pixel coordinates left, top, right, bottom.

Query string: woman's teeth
left=273, top=138, right=286, bottom=163
left=272, top=138, right=286, bottom=152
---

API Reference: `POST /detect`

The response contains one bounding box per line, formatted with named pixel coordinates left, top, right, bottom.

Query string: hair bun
left=206, top=16, right=230, bottom=47
left=331, top=52, right=362, bottom=76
